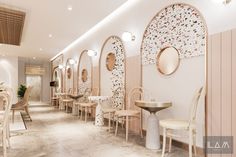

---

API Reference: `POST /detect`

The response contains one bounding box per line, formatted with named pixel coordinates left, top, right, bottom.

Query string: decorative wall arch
left=52, top=66, right=63, bottom=95
left=141, top=3, right=207, bottom=66
left=140, top=3, right=208, bottom=147
left=77, top=50, right=93, bottom=94
left=65, top=58, right=74, bottom=93
left=99, top=35, right=126, bottom=109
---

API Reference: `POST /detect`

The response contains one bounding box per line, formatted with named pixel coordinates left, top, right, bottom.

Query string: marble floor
left=2, top=102, right=192, bottom=157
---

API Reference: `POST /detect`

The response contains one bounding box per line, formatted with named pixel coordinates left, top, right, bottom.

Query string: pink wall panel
left=221, top=31, right=232, bottom=157
left=126, top=56, right=141, bottom=133
left=207, top=35, right=212, bottom=157
left=208, top=29, right=236, bottom=157
left=232, top=29, right=236, bottom=157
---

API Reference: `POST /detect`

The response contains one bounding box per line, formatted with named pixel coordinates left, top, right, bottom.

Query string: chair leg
left=108, top=112, right=111, bottom=132
left=125, top=116, right=129, bottom=142
left=25, top=106, right=32, bottom=121
left=115, top=118, right=119, bottom=136
left=12, top=110, right=15, bottom=123
left=193, top=132, right=197, bottom=156
left=85, top=107, right=87, bottom=122
left=140, top=116, right=143, bottom=138
left=189, top=129, right=193, bottom=157
left=7, top=123, right=10, bottom=148
left=168, top=137, right=172, bottom=153
left=3, top=130, right=7, bottom=157
left=161, top=128, right=167, bottom=157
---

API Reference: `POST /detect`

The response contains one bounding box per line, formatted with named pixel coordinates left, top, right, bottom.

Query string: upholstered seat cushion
left=62, top=99, right=73, bottom=103
left=115, top=110, right=140, bottom=117
left=79, top=103, right=96, bottom=107
left=11, top=101, right=26, bottom=109
left=102, top=108, right=116, bottom=113
left=160, top=119, right=195, bottom=130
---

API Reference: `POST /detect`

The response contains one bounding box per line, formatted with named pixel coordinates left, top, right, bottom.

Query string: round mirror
left=106, top=52, right=116, bottom=71
left=81, top=69, right=88, bottom=82
left=157, top=47, right=180, bottom=75
left=67, top=68, right=72, bottom=79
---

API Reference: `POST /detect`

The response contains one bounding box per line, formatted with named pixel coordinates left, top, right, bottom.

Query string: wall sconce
left=58, top=64, right=64, bottom=69
left=212, top=0, right=231, bottom=4
left=87, top=50, right=97, bottom=57
left=69, top=58, right=76, bottom=65
left=122, top=31, right=135, bottom=42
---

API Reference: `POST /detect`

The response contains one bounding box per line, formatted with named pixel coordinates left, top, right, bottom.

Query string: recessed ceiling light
left=39, top=48, right=43, bottom=51
left=33, top=57, right=36, bottom=60
left=67, top=5, right=72, bottom=11
left=49, top=34, right=53, bottom=38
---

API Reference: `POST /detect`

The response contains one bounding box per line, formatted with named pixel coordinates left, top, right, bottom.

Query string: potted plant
left=17, top=84, right=27, bottom=99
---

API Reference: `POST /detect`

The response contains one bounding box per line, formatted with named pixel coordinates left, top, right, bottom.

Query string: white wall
left=0, top=56, right=18, bottom=103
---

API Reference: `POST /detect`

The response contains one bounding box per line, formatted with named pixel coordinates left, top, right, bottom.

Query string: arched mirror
left=77, top=50, right=93, bottom=95
left=157, top=47, right=180, bottom=75
left=52, top=67, right=62, bottom=94
left=65, top=58, right=74, bottom=93
left=67, top=67, right=72, bottom=79
left=106, top=52, right=116, bottom=71
left=81, top=69, right=88, bottom=82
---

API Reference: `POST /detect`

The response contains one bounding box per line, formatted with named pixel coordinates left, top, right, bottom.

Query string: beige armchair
left=11, top=86, right=32, bottom=123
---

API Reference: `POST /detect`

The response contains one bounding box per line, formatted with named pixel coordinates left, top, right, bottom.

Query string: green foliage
left=17, top=84, right=27, bottom=98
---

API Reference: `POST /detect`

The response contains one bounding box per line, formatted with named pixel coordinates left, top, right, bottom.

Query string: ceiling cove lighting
left=122, top=31, right=135, bottom=42
left=50, top=0, right=138, bottom=61
left=212, top=0, right=231, bottom=4
left=87, top=50, right=97, bottom=57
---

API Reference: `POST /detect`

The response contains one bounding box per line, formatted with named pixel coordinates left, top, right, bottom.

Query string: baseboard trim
left=142, top=130, right=205, bottom=156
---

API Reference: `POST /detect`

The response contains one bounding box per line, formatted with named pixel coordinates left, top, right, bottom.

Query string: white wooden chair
left=115, top=87, right=144, bottom=141
left=0, top=91, right=13, bottom=157
left=160, top=87, right=204, bottom=157
left=79, top=88, right=99, bottom=122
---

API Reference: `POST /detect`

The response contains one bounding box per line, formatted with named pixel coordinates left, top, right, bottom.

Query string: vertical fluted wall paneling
left=207, top=35, right=212, bottom=157
left=207, top=29, right=236, bottom=157
left=211, top=33, right=222, bottom=157
left=221, top=31, right=232, bottom=157
left=232, top=29, right=236, bottom=157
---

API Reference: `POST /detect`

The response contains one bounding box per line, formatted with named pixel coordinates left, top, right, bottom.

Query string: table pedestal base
left=95, top=103, right=104, bottom=126
left=146, top=113, right=160, bottom=150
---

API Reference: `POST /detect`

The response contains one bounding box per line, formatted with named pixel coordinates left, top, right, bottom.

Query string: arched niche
left=52, top=66, right=63, bottom=95
left=65, top=58, right=74, bottom=93
left=77, top=50, right=93, bottom=94
left=140, top=3, right=207, bottom=146
left=99, top=36, right=126, bottom=109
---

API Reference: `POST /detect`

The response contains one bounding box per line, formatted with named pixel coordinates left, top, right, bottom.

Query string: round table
left=135, top=100, right=172, bottom=150
left=88, top=96, right=111, bottom=126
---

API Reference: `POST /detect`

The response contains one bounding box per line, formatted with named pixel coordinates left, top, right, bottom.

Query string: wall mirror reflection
left=81, top=69, right=88, bottom=82
left=106, top=52, right=116, bottom=71
left=67, top=67, right=72, bottom=79
left=157, top=47, right=180, bottom=75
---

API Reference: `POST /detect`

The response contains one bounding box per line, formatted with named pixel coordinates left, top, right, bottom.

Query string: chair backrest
left=188, top=87, right=204, bottom=127
left=127, top=87, right=144, bottom=110
left=23, top=86, right=32, bottom=103
left=92, top=88, right=99, bottom=96
left=0, top=92, right=13, bottom=128
left=68, top=88, right=72, bottom=94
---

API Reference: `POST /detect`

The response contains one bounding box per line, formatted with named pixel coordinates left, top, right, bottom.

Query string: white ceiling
left=0, top=0, right=127, bottom=59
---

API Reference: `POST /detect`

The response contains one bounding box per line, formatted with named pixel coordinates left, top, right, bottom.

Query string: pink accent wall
left=207, top=29, right=236, bottom=157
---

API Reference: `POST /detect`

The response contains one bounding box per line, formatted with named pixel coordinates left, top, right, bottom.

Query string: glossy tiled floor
left=3, top=102, right=191, bottom=157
